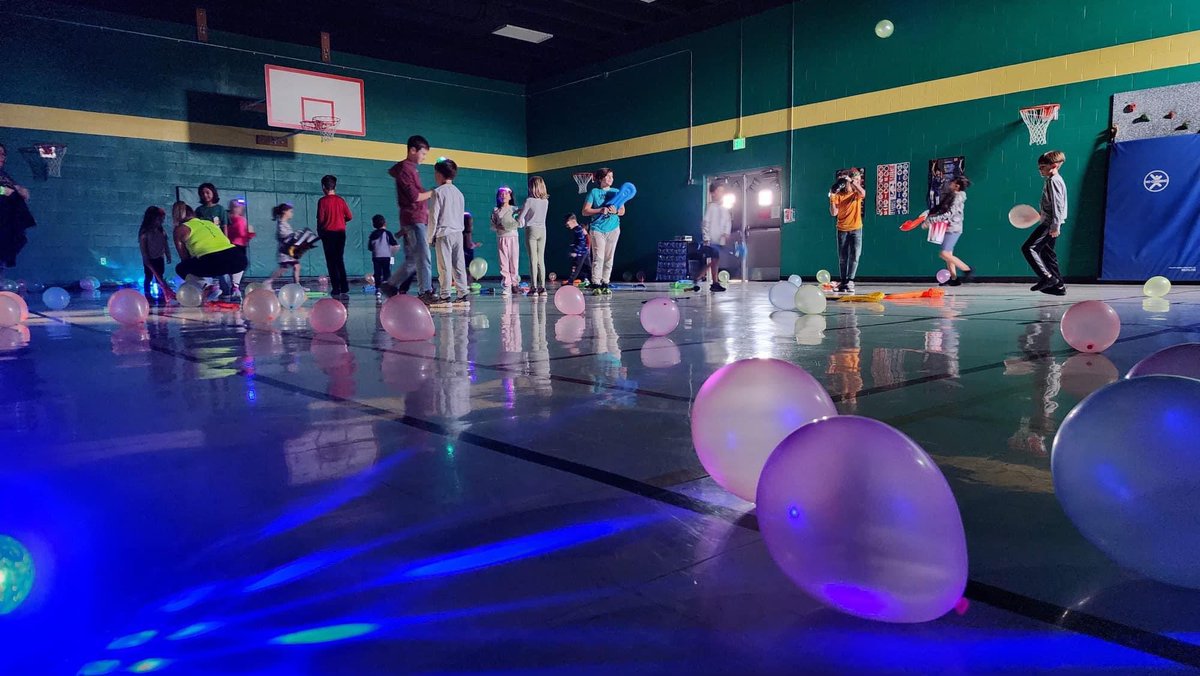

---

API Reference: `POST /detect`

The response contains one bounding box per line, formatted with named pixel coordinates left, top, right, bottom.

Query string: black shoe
left=947, top=278, right=962, bottom=286
left=710, top=283, right=726, bottom=292
left=379, top=282, right=399, bottom=298
left=1041, top=285, right=1066, bottom=296
left=1031, top=278, right=1057, bottom=292
left=691, top=284, right=702, bottom=292
left=961, top=270, right=975, bottom=283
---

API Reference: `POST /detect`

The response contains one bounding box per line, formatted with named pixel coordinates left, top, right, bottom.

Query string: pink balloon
left=310, top=298, right=348, bottom=333
left=0, top=291, right=29, bottom=322
left=1060, top=300, right=1121, bottom=353
left=691, top=358, right=837, bottom=502
left=1126, top=343, right=1200, bottom=380
left=553, top=285, right=586, bottom=315
left=380, top=295, right=434, bottom=341
left=106, top=288, right=150, bottom=325
left=0, top=296, right=22, bottom=328
left=0, top=325, right=31, bottom=352
left=935, top=269, right=951, bottom=284
left=243, top=288, right=281, bottom=325
left=639, top=298, right=680, bottom=336
left=757, top=416, right=967, bottom=623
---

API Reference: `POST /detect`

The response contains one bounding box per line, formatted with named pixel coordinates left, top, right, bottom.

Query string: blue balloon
left=1052, top=376, right=1200, bottom=588
left=42, top=287, right=70, bottom=310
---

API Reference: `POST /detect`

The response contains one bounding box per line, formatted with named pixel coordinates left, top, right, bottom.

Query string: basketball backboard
left=265, top=65, right=366, bottom=137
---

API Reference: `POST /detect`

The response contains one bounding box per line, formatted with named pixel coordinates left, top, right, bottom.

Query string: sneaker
left=379, top=282, right=399, bottom=298
left=230, top=287, right=243, bottom=302
left=947, top=278, right=962, bottom=286
left=418, top=292, right=438, bottom=305
left=375, top=292, right=383, bottom=303
left=710, top=283, right=726, bottom=293
left=452, top=295, right=470, bottom=304
left=961, top=270, right=975, bottom=283
left=1041, top=285, right=1067, bottom=296
left=431, top=296, right=452, bottom=307
left=591, top=286, right=604, bottom=296
left=1030, top=278, right=1057, bottom=292
left=501, top=287, right=512, bottom=296
left=204, top=285, right=221, bottom=302
left=846, top=281, right=856, bottom=293
left=537, top=287, right=547, bottom=296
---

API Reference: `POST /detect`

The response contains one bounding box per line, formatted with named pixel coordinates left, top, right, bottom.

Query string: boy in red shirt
left=317, top=174, right=353, bottom=299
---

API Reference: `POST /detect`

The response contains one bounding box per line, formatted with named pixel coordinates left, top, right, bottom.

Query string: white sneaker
left=501, top=287, right=512, bottom=296
left=846, top=281, right=856, bottom=293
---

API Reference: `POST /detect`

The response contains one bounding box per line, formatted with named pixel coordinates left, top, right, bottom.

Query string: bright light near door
left=758, top=189, right=774, bottom=206
left=492, top=24, right=553, bottom=44
left=721, top=193, right=736, bottom=209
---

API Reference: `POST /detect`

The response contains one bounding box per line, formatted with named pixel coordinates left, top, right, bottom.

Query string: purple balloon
left=757, top=416, right=968, bottom=623
left=1126, top=343, right=1200, bottom=381
left=935, top=269, right=951, bottom=284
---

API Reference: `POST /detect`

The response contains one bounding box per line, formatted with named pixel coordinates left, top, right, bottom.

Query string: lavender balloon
left=935, top=269, right=951, bottom=284
left=1053, top=376, right=1200, bottom=588
left=691, top=358, right=836, bottom=502
left=1126, top=343, right=1200, bottom=381
left=757, top=416, right=968, bottom=623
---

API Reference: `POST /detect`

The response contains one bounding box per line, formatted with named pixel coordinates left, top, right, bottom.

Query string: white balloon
left=794, top=285, right=827, bottom=315
left=769, top=281, right=798, bottom=310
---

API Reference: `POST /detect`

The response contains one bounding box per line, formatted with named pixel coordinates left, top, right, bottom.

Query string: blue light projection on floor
left=0, top=534, right=35, bottom=615
left=269, top=622, right=379, bottom=645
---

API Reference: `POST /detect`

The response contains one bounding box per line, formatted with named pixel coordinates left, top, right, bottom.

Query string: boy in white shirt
left=693, top=182, right=730, bottom=292
left=428, top=158, right=469, bottom=304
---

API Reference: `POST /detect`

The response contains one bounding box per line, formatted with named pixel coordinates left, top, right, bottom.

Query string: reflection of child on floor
left=826, top=311, right=863, bottom=413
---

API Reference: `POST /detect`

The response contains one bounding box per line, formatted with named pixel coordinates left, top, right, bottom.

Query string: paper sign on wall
left=876, top=162, right=910, bottom=216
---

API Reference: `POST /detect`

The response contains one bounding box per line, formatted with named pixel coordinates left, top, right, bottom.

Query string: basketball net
left=1019, top=104, right=1059, bottom=146
left=301, top=115, right=341, bottom=143
left=36, top=144, right=67, bottom=178
left=572, top=172, right=592, bottom=194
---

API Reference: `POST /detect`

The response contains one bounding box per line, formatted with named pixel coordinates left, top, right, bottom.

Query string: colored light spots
left=269, top=623, right=378, bottom=645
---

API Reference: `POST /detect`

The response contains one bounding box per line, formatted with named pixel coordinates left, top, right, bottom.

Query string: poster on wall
left=927, top=157, right=966, bottom=211
left=875, top=162, right=910, bottom=216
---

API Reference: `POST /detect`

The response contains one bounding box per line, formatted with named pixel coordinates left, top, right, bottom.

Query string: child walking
left=828, top=170, right=865, bottom=293
left=693, top=181, right=729, bottom=292
left=1023, top=150, right=1068, bottom=296
left=267, top=203, right=302, bottom=288
left=581, top=167, right=624, bottom=295
left=225, top=198, right=254, bottom=300
left=317, top=174, right=353, bottom=299
left=519, top=176, right=549, bottom=296
left=564, top=213, right=591, bottom=285
left=138, top=206, right=171, bottom=302
left=429, top=158, right=469, bottom=304
left=927, top=177, right=973, bottom=286
left=368, top=214, right=398, bottom=299
left=491, top=186, right=521, bottom=295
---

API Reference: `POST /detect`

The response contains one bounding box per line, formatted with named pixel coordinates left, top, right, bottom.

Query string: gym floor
left=3, top=282, right=1199, bottom=675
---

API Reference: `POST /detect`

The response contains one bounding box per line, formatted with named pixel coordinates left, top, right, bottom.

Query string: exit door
left=707, top=167, right=784, bottom=281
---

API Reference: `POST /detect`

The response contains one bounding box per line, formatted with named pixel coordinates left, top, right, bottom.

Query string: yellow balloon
left=1143, top=276, right=1171, bottom=298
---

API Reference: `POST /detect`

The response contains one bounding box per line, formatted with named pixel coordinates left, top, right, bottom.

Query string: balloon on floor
left=640, top=298, right=680, bottom=336
left=757, top=416, right=967, bottom=623
left=1052, top=376, right=1200, bottom=589
left=106, top=288, right=150, bottom=326
left=176, top=283, right=203, bottom=308
left=243, top=288, right=281, bottom=325
left=691, top=358, right=836, bottom=502
left=42, top=287, right=70, bottom=311
left=1060, top=300, right=1120, bottom=353
left=815, top=270, right=832, bottom=285
left=1143, top=276, right=1171, bottom=298
left=380, top=295, right=434, bottom=341
left=554, top=285, right=585, bottom=315
left=0, top=296, right=21, bottom=328
left=279, top=283, right=307, bottom=311
left=0, top=291, right=29, bottom=322
left=769, top=281, right=798, bottom=310
left=794, top=285, right=827, bottom=315
left=1126, top=343, right=1200, bottom=380
left=309, top=298, right=348, bottom=333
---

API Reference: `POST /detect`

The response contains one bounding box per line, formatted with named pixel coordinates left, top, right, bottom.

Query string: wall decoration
left=927, top=157, right=966, bottom=212
left=1111, top=82, right=1200, bottom=142
left=875, top=162, right=910, bottom=216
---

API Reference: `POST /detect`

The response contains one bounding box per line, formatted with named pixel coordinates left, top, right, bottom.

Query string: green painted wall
left=528, top=0, right=1200, bottom=281
left=0, top=4, right=526, bottom=284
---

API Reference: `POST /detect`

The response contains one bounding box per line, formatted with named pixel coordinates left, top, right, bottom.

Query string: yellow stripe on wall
left=4, top=29, right=1199, bottom=176
left=0, top=103, right=529, bottom=174
left=527, top=30, right=1200, bottom=172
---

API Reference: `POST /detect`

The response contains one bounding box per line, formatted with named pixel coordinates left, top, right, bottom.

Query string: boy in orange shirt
left=828, top=170, right=865, bottom=293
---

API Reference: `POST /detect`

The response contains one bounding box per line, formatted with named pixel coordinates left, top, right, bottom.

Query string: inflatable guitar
left=593, top=182, right=637, bottom=228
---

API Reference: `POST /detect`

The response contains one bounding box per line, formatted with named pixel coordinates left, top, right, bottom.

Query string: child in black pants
left=368, top=214, right=398, bottom=291
left=564, top=213, right=591, bottom=285
left=1023, top=150, right=1068, bottom=296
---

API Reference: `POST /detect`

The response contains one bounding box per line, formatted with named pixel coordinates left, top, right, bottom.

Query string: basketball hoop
left=1019, top=104, right=1059, bottom=146
left=572, top=172, right=593, bottom=194
left=300, top=115, right=341, bottom=143
left=35, top=143, right=67, bottom=178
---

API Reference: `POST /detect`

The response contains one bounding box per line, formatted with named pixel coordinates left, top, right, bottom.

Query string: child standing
left=429, top=158, right=469, bottom=304
left=317, top=174, right=353, bottom=299
left=138, top=206, right=171, bottom=301
left=693, top=182, right=730, bottom=293
left=1023, top=150, right=1068, bottom=296
left=491, top=186, right=521, bottom=295
left=368, top=214, right=398, bottom=297
left=225, top=198, right=254, bottom=300
left=928, top=177, right=973, bottom=286
left=828, top=170, right=865, bottom=293
left=518, top=176, right=549, bottom=296
left=195, top=182, right=230, bottom=297
left=463, top=212, right=476, bottom=278
left=564, top=214, right=591, bottom=285
left=267, top=203, right=302, bottom=288
left=581, top=167, right=624, bottom=295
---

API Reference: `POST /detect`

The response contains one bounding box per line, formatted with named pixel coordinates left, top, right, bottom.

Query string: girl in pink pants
left=491, top=186, right=521, bottom=295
